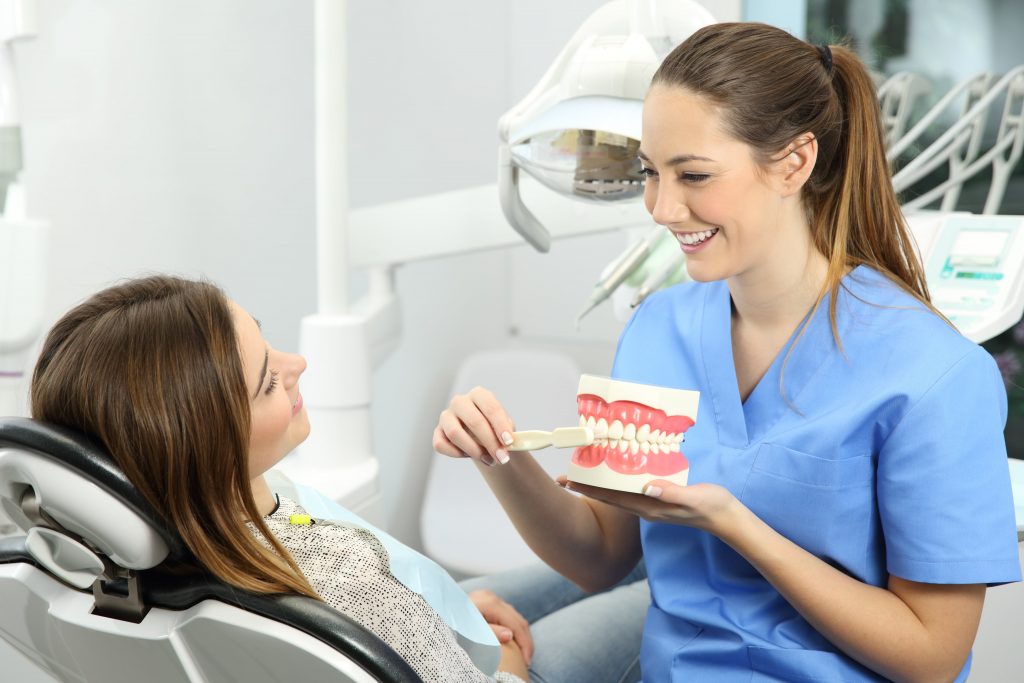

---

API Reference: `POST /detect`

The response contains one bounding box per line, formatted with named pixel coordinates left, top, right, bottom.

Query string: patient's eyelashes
left=265, top=370, right=279, bottom=395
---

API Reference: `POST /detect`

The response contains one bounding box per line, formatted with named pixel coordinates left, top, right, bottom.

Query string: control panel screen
left=949, top=230, right=1008, bottom=266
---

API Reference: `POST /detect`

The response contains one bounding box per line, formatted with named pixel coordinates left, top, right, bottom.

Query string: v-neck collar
left=700, top=270, right=856, bottom=448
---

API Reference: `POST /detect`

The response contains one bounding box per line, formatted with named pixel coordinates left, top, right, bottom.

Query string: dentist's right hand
left=433, top=387, right=518, bottom=467
left=436, top=386, right=640, bottom=594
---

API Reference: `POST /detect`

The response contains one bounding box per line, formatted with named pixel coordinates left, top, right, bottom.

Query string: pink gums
left=572, top=394, right=695, bottom=475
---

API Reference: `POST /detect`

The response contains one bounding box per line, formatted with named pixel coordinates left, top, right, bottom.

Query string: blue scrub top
left=613, top=265, right=1021, bottom=683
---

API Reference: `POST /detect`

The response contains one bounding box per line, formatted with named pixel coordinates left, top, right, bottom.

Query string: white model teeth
left=575, top=417, right=686, bottom=447
left=637, top=424, right=650, bottom=443
left=677, top=227, right=720, bottom=245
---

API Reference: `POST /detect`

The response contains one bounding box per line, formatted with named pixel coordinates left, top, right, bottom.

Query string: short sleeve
left=878, top=346, right=1021, bottom=585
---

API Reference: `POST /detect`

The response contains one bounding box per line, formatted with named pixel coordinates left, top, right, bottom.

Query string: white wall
left=18, top=1, right=317, bottom=349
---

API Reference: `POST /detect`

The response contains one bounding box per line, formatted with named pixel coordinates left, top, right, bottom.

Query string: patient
left=29, top=275, right=530, bottom=683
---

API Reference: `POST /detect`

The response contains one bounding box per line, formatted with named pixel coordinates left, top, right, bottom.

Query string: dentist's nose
left=646, top=183, right=691, bottom=227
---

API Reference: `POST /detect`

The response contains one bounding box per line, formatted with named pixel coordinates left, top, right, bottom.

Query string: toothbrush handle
left=508, top=431, right=553, bottom=452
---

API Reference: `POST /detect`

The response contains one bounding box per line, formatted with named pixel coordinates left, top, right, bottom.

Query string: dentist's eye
left=639, top=166, right=658, bottom=178
left=265, top=370, right=279, bottom=395
left=681, top=173, right=710, bottom=184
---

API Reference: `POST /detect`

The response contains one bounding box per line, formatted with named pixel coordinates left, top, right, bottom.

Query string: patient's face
left=231, top=302, right=311, bottom=482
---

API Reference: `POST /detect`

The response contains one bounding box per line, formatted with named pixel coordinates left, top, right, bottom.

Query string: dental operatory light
left=497, top=0, right=715, bottom=253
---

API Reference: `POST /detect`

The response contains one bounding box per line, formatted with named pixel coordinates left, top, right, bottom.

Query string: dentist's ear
left=775, top=133, right=818, bottom=198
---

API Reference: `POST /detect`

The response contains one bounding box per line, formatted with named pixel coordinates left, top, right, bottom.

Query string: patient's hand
left=469, top=589, right=534, bottom=664
left=498, top=637, right=529, bottom=681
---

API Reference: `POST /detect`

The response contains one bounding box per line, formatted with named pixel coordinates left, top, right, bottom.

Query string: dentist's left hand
left=560, top=476, right=743, bottom=537
left=434, top=386, right=517, bottom=467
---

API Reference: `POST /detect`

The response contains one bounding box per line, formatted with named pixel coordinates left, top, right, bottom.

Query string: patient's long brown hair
left=652, top=22, right=945, bottom=344
left=31, top=275, right=318, bottom=599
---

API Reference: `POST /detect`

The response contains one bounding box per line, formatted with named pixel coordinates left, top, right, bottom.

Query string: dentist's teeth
left=595, top=418, right=608, bottom=439
left=678, top=227, right=720, bottom=245
left=609, top=420, right=624, bottom=440
left=638, top=424, right=650, bottom=443
left=587, top=416, right=597, bottom=432
left=641, top=442, right=651, bottom=454
left=579, top=415, right=587, bottom=428
left=651, top=429, right=662, bottom=444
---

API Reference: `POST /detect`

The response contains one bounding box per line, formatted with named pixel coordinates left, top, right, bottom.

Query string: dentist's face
left=231, top=302, right=310, bottom=480
left=639, top=85, right=786, bottom=283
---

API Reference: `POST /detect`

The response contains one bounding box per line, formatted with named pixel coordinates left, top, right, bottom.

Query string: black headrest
left=0, top=417, right=188, bottom=560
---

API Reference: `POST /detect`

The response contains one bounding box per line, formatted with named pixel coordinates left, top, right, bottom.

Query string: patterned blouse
left=249, top=496, right=524, bottom=683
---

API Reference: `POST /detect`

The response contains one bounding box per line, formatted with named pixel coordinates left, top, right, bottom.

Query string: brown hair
left=652, top=22, right=944, bottom=342
left=30, top=275, right=318, bottom=599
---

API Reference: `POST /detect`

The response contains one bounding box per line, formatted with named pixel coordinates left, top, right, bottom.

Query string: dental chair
left=0, top=417, right=422, bottom=683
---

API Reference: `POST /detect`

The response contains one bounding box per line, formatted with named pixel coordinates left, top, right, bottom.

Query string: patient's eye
left=265, top=370, right=279, bottom=395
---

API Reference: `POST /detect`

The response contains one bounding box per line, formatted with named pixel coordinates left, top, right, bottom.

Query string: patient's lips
left=573, top=394, right=694, bottom=475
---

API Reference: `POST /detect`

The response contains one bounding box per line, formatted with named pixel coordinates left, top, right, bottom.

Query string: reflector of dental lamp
left=498, top=0, right=716, bottom=253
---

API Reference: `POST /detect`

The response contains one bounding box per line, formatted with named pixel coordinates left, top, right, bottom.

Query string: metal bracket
left=91, top=556, right=150, bottom=623
left=19, top=486, right=151, bottom=620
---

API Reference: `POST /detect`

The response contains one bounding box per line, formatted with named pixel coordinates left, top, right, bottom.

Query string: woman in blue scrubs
left=435, top=22, right=1021, bottom=682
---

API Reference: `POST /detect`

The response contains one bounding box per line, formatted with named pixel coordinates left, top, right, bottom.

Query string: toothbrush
left=508, top=427, right=594, bottom=452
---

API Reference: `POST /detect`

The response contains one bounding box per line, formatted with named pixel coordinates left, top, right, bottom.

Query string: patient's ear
left=772, top=133, right=818, bottom=198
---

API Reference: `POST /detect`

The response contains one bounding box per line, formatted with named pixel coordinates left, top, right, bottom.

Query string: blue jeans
left=460, top=561, right=649, bottom=683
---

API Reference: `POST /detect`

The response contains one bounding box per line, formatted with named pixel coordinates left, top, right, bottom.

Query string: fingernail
left=501, top=431, right=514, bottom=446
left=481, top=454, right=495, bottom=467
left=495, top=448, right=510, bottom=465
left=501, top=628, right=512, bottom=641
left=644, top=485, right=662, bottom=498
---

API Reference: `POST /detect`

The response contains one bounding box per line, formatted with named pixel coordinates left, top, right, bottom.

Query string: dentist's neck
left=728, top=213, right=829, bottom=331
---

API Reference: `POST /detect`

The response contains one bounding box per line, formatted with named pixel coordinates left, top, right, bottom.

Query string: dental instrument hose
left=631, top=252, right=688, bottom=308
left=576, top=228, right=664, bottom=326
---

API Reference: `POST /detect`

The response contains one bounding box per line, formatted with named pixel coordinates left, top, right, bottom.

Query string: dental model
left=569, top=374, right=699, bottom=493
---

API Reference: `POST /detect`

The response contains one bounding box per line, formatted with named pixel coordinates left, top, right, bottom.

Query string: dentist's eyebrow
left=250, top=315, right=268, bottom=399
left=637, top=150, right=715, bottom=165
